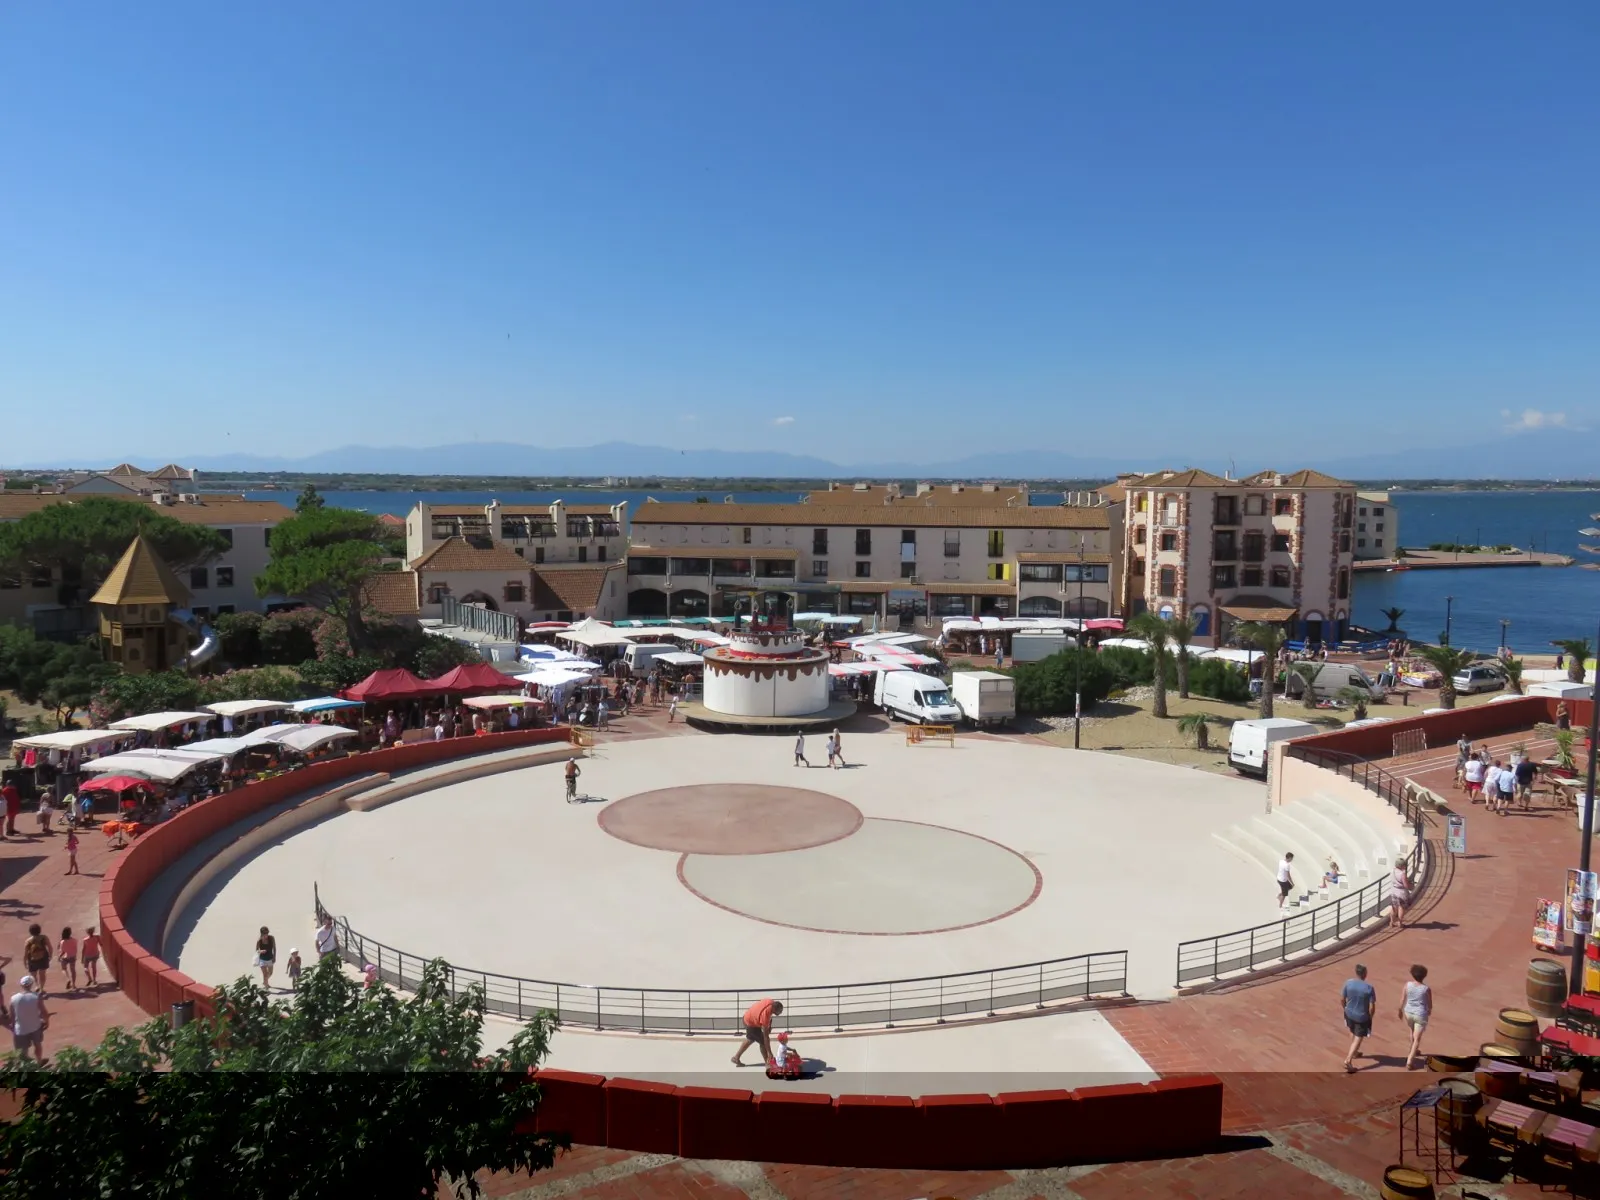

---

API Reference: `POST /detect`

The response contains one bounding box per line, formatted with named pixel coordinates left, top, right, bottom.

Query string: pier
left=1353, top=547, right=1574, bottom=572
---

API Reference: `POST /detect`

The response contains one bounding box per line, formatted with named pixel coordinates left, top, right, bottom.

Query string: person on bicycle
left=565, top=758, right=581, bottom=802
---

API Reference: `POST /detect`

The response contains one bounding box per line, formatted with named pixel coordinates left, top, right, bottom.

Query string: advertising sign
left=1566, top=869, right=1598, bottom=936
left=1534, top=898, right=1565, bottom=950
left=1446, top=814, right=1466, bottom=855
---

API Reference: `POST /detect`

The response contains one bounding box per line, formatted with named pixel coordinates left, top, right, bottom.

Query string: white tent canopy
left=655, top=651, right=703, bottom=666
left=1200, top=648, right=1263, bottom=665
left=80, top=753, right=206, bottom=782
left=292, top=697, right=366, bottom=713
left=1098, top=638, right=1151, bottom=652
left=272, top=725, right=359, bottom=753
left=557, top=618, right=632, bottom=648
left=515, top=668, right=594, bottom=688
left=462, top=694, right=540, bottom=710
left=14, top=729, right=130, bottom=753
left=182, top=737, right=256, bottom=757
left=109, top=711, right=214, bottom=733
left=239, top=723, right=306, bottom=748
left=204, top=700, right=291, bottom=719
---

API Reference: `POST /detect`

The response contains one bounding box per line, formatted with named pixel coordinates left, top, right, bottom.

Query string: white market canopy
left=80, top=753, right=207, bottom=783
left=1098, top=638, right=1151, bottom=652
left=1200, top=648, right=1263, bottom=665
left=204, top=700, right=292, bottom=719
left=515, top=668, right=594, bottom=688
left=292, top=697, right=366, bottom=713
left=182, top=737, right=256, bottom=757
left=684, top=632, right=729, bottom=646
left=109, top=711, right=214, bottom=733
left=822, top=615, right=863, bottom=625
left=272, top=725, right=359, bottom=753
left=830, top=661, right=902, bottom=676
left=239, top=723, right=307, bottom=747
left=557, top=619, right=632, bottom=648
left=14, top=729, right=130, bottom=753
left=620, top=627, right=693, bottom=642
left=462, top=694, right=540, bottom=710
left=655, top=651, right=703, bottom=666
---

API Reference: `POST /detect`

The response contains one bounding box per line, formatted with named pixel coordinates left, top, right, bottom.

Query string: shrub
left=410, top=634, right=485, bottom=679
left=259, top=608, right=321, bottom=665
left=297, top=653, right=386, bottom=694
left=1186, top=657, right=1251, bottom=703
left=1010, top=649, right=1116, bottom=716
left=91, top=671, right=201, bottom=725
left=1097, top=645, right=1154, bottom=689
left=213, top=611, right=264, bottom=668
left=196, top=666, right=309, bottom=705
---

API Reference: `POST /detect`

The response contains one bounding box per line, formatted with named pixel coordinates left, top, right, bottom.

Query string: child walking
left=64, top=829, right=80, bottom=875
left=81, top=927, right=100, bottom=988
left=287, top=948, right=303, bottom=990
left=58, top=927, right=78, bottom=991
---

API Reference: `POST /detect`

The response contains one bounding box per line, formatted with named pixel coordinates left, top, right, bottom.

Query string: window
left=189, top=567, right=208, bottom=589
left=670, top=558, right=711, bottom=575
left=503, top=582, right=525, bottom=603
left=846, top=592, right=879, bottom=614
left=1136, top=494, right=1148, bottom=513
left=756, top=559, right=794, bottom=579
left=1242, top=566, right=1263, bottom=587
left=1244, top=494, right=1266, bottom=516
left=900, top=562, right=917, bottom=579
left=193, top=606, right=210, bottom=620
left=1271, top=532, right=1291, bottom=553
left=1159, top=531, right=1177, bottom=551
left=1214, top=496, right=1239, bottom=525
left=932, top=593, right=970, bottom=616
left=1019, top=563, right=1062, bottom=583
left=813, top=529, right=828, bottom=554
left=1375, top=538, right=1384, bottom=548
left=985, top=563, right=1010, bottom=581
left=855, top=529, right=872, bottom=555
left=1274, top=497, right=1293, bottom=516
left=629, top=557, right=667, bottom=574
left=534, top=546, right=545, bottom=563
left=901, top=529, right=916, bottom=546
left=1337, top=568, right=1350, bottom=599
left=986, top=530, right=1005, bottom=557
left=1339, top=531, right=1350, bottom=552
left=1358, top=522, right=1366, bottom=532
left=1212, top=530, right=1237, bottom=560
left=742, top=527, right=751, bottom=544
left=566, top=517, right=589, bottom=538
left=1357, top=538, right=1367, bottom=548
left=943, top=531, right=960, bottom=558
left=716, top=558, right=751, bottom=576
left=577, top=546, right=587, bottom=563
left=427, top=583, right=450, bottom=604
left=217, top=604, right=235, bottom=615
left=1160, top=496, right=1179, bottom=526
left=1134, top=526, right=1147, bottom=545
left=216, top=567, right=235, bottom=588
left=30, top=567, right=52, bottom=588
left=1064, top=564, right=1110, bottom=583
left=1270, top=565, right=1292, bottom=589
left=1375, top=522, right=1384, bottom=532
left=1212, top=565, right=1236, bottom=589
left=264, top=528, right=272, bottom=546
left=812, top=560, right=828, bottom=577
left=855, top=561, right=872, bottom=578
left=1243, top=531, right=1265, bottom=561
left=597, top=546, right=607, bottom=561
left=515, top=547, right=525, bottom=558
left=1358, top=507, right=1368, bottom=517
left=1373, top=507, right=1385, bottom=516
left=217, top=528, right=234, bottom=548
left=1158, top=566, right=1177, bottom=596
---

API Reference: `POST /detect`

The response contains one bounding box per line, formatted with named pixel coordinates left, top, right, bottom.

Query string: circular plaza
left=170, top=732, right=1279, bottom=1003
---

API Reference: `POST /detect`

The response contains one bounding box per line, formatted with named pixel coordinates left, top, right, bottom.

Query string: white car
left=1452, top=664, right=1505, bottom=695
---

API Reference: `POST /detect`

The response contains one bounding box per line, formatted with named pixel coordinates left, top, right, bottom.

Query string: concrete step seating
left=1212, top=791, right=1412, bottom=911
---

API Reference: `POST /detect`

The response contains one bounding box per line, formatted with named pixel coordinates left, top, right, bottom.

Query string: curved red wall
left=100, top=727, right=1224, bottom=1170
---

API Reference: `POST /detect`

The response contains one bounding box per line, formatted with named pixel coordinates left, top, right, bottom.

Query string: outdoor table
left=1526, top=1069, right=1583, bottom=1108
left=1566, top=993, right=1600, bottom=1019
left=1543, top=1025, right=1600, bottom=1060
left=1479, top=1098, right=1546, bottom=1165
left=1476, top=1058, right=1528, bottom=1100
left=1534, top=1113, right=1600, bottom=1184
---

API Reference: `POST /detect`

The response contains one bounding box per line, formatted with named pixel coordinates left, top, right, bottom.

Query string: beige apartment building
left=1119, top=468, right=1357, bottom=646
left=625, top=487, right=1121, bottom=628
left=405, top=500, right=627, bottom=567
left=1354, top=491, right=1399, bottom=560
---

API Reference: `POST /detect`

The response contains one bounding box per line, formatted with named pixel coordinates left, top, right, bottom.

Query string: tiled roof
left=802, top=485, right=1031, bottom=507
left=421, top=503, right=621, bottom=517
left=625, top=547, right=798, bottom=560
left=360, top=570, right=420, bottom=616
left=1096, top=482, right=1127, bottom=503
left=90, top=536, right=191, bottom=607
left=375, top=513, right=406, bottom=526
left=0, top=494, right=291, bottom=525
left=1120, top=468, right=1231, bottom=488
left=409, top=537, right=531, bottom=573
left=532, top=564, right=620, bottom=611
left=1239, top=468, right=1354, bottom=489
left=635, top=502, right=1107, bottom=530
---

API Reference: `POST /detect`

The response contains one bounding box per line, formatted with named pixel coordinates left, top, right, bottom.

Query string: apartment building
left=405, top=500, right=628, bottom=566
left=1354, top=491, right=1399, bottom=560
left=625, top=487, right=1121, bottom=628
left=1119, top=468, right=1357, bottom=645
left=0, top=492, right=295, bottom=634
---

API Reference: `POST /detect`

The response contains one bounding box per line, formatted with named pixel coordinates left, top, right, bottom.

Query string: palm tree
left=1128, top=611, right=1171, bottom=719
left=1380, top=607, right=1406, bottom=632
left=1414, top=644, right=1479, bottom=709
left=1176, top=712, right=1215, bottom=750
left=1336, top=686, right=1370, bottom=722
left=1289, top=661, right=1323, bottom=711
left=1554, top=638, right=1593, bottom=684
left=1235, top=621, right=1289, bottom=718
left=1503, top=657, right=1525, bottom=695
left=1167, top=614, right=1197, bottom=699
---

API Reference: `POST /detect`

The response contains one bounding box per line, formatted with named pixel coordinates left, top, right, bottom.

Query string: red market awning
left=429, top=662, right=513, bottom=695
left=341, top=668, right=442, bottom=702
left=79, top=775, right=153, bottom=795
left=1083, top=618, right=1125, bottom=632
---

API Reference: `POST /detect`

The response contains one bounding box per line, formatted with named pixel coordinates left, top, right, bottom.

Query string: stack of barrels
left=1476, top=959, right=1568, bottom=1061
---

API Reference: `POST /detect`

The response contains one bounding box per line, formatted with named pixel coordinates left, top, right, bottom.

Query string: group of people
left=1456, top=734, right=1538, bottom=813
left=4, top=924, right=103, bottom=1062
left=1276, top=852, right=1413, bottom=928
left=793, top=731, right=848, bottom=769
left=248, top=915, right=342, bottom=994
left=1339, top=961, right=1434, bottom=1073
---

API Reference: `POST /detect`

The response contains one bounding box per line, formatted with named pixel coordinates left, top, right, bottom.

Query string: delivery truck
left=1227, top=717, right=1318, bottom=778
left=949, top=671, right=1016, bottom=727
left=874, top=670, right=964, bottom=725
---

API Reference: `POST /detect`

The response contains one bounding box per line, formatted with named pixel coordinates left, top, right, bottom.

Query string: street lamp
left=1073, top=537, right=1087, bottom=750
left=1444, top=596, right=1454, bottom=647
left=1499, top=619, right=1510, bottom=656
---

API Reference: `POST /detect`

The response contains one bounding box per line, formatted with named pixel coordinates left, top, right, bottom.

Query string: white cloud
left=771, top=415, right=795, bottom=426
left=1503, top=408, right=1571, bottom=432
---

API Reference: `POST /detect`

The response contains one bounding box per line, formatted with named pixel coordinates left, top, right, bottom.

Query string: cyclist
left=565, top=757, right=581, bottom=802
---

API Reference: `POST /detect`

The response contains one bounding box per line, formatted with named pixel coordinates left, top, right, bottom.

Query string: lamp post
left=1499, top=619, right=1510, bottom=656
left=1073, top=537, right=1086, bottom=750
left=1444, top=596, right=1454, bottom=647
left=1572, top=616, right=1600, bottom=997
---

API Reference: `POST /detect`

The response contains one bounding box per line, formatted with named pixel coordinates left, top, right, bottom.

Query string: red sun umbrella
left=79, top=775, right=150, bottom=794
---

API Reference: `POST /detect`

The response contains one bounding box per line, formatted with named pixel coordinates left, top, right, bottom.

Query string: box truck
left=1228, top=717, right=1318, bottom=778
left=949, top=671, right=1016, bottom=727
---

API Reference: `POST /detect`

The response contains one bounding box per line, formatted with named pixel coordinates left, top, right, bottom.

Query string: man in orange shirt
left=732, top=997, right=783, bottom=1067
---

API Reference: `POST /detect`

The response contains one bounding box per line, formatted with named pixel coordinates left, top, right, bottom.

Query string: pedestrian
left=995, top=643, right=1004, bottom=669
left=1463, top=753, right=1485, bottom=803
left=1276, top=852, right=1295, bottom=909
left=597, top=697, right=610, bottom=730
left=22, top=924, right=52, bottom=995
left=668, top=695, right=678, bottom=723
left=81, top=927, right=100, bottom=988
left=1389, top=861, right=1411, bottom=928
left=565, top=757, right=581, bottom=802
left=58, top=928, right=78, bottom=991
left=1482, top=759, right=1502, bottom=812
left=1454, top=734, right=1471, bottom=789
left=315, top=914, right=338, bottom=962
left=1496, top=762, right=1516, bottom=814
left=826, top=734, right=837, bottom=769
left=1515, top=755, right=1537, bottom=808
left=254, top=926, right=277, bottom=988
left=1399, top=964, right=1432, bottom=1069
left=1558, top=702, right=1572, bottom=731
left=1340, top=963, right=1376, bottom=1073
left=2, top=779, right=19, bottom=837
left=287, top=948, right=303, bottom=990
left=64, top=828, right=80, bottom=875
left=794, top=733, right=809, bottom=768
left=36, top=789, right=54, bottom=836
left=832, top=729, right=847, bottom=768
left=9, top=976, right=49, bottom=1063
left=731, top=997, right=784, bottom=1066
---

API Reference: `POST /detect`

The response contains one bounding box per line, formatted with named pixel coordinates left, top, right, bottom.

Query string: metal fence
left=440, top=595, right=521, bottom=644
left=1176, top=746, right=1432, bottom=986
left=313, top=885, right=1127, bottom=1032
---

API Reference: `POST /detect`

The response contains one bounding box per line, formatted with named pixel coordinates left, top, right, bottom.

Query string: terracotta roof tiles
left=532, top=564, right=620, bottom=611
left=360, top=570, right=420, bottom=616
left=634, top=501, right=1107, bottom=530
left=408, top=537, right=531, bottom=573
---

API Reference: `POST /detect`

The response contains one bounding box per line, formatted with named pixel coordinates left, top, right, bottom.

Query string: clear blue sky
left=2, top=3, right=1594, bottom=467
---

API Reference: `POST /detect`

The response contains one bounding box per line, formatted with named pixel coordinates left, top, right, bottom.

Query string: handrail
left=313, top=884, right=1128, bottom=1033
left=1175, top=745, right=1433, bottom=986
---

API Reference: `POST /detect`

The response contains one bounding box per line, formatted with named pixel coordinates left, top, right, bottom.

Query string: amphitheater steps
left=1216, top=793, right=1406, bottom=910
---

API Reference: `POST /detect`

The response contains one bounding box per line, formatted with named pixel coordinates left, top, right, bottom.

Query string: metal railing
left=313, top=885, right=1127, bottom=1032
left=1176, top=745, right=1433, bottom=986
left=440, top=595, right=521, bottom=643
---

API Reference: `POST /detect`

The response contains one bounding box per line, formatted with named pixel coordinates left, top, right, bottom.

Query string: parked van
left=623, top=642, right=681, bottom=673
left=1228, top=717, right=1318, bottom=778
left=1284, top=662, right=1388, bottom=704
left=1452, top=663, right=1506, bottom=695
left=874, top=670, right=963, bottom=725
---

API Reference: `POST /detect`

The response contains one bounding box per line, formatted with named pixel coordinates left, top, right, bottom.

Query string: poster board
left=1447, top=814, right=1466, bottom=855
left=1534, top=898, right=1564, bottom=950
left=1565, top=869, right=1598, bottom=937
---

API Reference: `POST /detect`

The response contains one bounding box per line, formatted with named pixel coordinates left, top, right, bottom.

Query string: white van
left=1228, top=717, right=1318, bottom=778
left=1284, top=662, right=1388, bottom=704
left=874, top=670, right=963, bottom=725
left=623, top=642, right=680, bottom=673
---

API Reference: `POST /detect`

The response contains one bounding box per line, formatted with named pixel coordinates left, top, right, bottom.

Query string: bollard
left=171, top=1000, right=195, bottom=1030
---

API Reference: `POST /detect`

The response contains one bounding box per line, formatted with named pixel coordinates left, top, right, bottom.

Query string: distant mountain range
left=16, top=430, right=1599, bottom=481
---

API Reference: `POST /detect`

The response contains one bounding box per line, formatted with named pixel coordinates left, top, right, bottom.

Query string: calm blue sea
left=245, top=488, right=1600, bottom=655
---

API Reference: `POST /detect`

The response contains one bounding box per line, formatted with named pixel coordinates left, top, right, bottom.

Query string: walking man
left=9, top=976, right=48, bottom=1063
left=1454, top=734, right=1471, bottom=789
left=315, top=914, right=338, bottom=962
left=794, top=733, right=809, bottom=768
left=1516, top=755, right=1537, bottom=809
left=1340, top=963, right=1376, bottom=1073
left=1276, top=852, right=1295, bottom=909
left=831, top=729, right=847, bottom=768
left=667, top=695, right=678, bottom=723
left=731, top=997, right=783, bottom=1067
left=565, top=757, right=581, bottom=802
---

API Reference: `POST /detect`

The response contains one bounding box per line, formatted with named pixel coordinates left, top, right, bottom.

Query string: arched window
left=1019, top=595, right=1063, bottom=617
left=1062, top=595, right=1108, bottom=618
left=1189, top=604, right=1210, bottom=636
left=459, top=591, right=498, bottom=611
left=628, top=588, right=667, bottom=617
left=669, top=589, right=710, bottom=617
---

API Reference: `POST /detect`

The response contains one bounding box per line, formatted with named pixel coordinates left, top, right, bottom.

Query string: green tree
left=91, top=670, right=202, bottom=725
left=0, top=627, right=115, bottom=727
left=1235, top=622, right=1289, bottom=718
left=213, top=610, right=264, bottom=668
left=196, top=666, right=308, bottom=705
left=0, top=497, right=227, bottom=604
left=1186, top=657, right=1251, bottom=703
left=256, top=507, right=391, bottom=651
left=296, top=483, right=327, bottom=512
left=1414, top=644, right=1480, bottom=710
left=1009, top=649, right=1115, bottom=716
left=1166, top=614, right=1197, bottom=700
left=1336, top=685, right=1370, bottom=721
left=0, top=957, right=563, bottom=1199
left=1554, top=638, right=1593, bottom=684
left=1175, top=711, right=1218, bottom=750
left=1503, top=657, right=1525, bottom=696
left=260, top=607, right=322, bottom=664
left=411, top=632, right=489, bottom=679
left=1127, top=612, right=1172, bottom=718
left=1380, top=607, right=1406, bottom=632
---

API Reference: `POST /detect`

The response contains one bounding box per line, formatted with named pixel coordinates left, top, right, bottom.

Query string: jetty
left=1353, top=547, right=1574, bottom=573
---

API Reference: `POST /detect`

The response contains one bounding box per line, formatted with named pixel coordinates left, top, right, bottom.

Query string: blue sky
left=2, top=3, right=1595, bottom=467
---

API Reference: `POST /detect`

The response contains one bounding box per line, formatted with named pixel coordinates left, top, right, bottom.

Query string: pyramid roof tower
left=90, top=535, right=193, bottom=607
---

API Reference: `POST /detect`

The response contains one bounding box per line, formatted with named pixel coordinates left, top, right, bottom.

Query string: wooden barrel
left=1526, top=958, right=1568, bottom=1018
left=1426, top=1052, right=1477, bottom=1073
left=1436, top=1076, right=1482, bottom=1147
left=1494, top=1009, right=1541, bottom=1057
left=1380, top=1165, right=1435, bottom=1200
left=1480, top=1042, right=1529, bottom=1068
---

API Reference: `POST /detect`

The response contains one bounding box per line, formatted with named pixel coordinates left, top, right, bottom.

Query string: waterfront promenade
left=1354, top=547, right=1574, bottom=571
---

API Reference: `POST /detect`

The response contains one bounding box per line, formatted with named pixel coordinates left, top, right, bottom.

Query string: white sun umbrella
left=79, top=753, right=207, bottom=783
left=203, top=700, right=291, bottom=719
left=271, top=725, right=359, bottom=754
left=108, top=710, right=213, bottom=733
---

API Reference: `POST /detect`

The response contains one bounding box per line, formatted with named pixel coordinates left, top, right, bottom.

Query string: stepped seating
left=1304, top=792, right=1410, bottom=868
